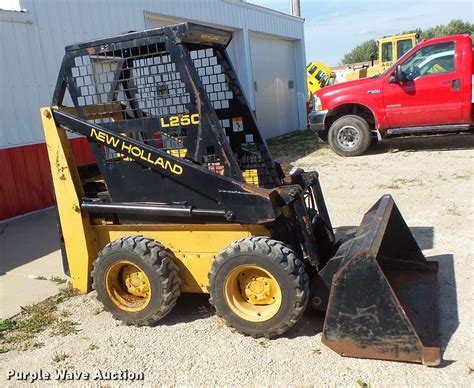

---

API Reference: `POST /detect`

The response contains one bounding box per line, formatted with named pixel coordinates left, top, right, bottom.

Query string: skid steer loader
left=41, top=23, right=440, bottom=366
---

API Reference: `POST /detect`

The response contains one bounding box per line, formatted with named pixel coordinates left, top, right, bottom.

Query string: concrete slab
left=0, top=208, right=66, bottom=318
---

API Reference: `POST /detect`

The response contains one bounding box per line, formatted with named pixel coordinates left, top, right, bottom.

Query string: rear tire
left=328, top=115, right=372, bottom=156
left=208, top=236, right=309, bottom=338
left=92, top=235, right=180, bottom=326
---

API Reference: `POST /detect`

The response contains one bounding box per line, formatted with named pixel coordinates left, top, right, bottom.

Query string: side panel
left=41, top=108, right=99, bottom=293
left=92, top=224, right=270, bottom=293
left=0, top=137, right=95, bottom=221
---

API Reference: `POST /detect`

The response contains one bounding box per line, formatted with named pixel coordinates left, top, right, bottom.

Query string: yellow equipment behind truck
left=306, top=61, right=334, bottom=99
left=42, top=23, right=441, bottom=365
left=345, top=32, right=418, bottom=81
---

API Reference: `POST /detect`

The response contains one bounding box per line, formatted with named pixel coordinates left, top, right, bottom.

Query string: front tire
left=328, top=115, right=372, bottom=156
left=92, top=235, right=181, bottom=326
left=208, top=237, right=309, bottom=338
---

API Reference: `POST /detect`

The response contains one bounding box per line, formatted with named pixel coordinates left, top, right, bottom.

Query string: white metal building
left=0, top=0, right=307, bottom=220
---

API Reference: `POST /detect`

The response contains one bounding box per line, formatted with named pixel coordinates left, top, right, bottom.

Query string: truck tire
left=92, top=235, right=180, bottom=326
left=328, top=115, right=372, bottom=156
left=208, top=236, right=309, bottom=338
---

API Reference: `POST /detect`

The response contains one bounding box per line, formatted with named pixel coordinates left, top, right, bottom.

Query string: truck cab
left=306, top=61, right=334, bottom=99
left=309, top=34, right=473, bottom=156
left=345, top=33, right=418, bottom=81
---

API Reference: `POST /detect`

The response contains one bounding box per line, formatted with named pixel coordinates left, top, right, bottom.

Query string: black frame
left=51, top=22, right=336, bottom=269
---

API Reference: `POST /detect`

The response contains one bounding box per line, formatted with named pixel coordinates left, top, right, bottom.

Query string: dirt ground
left=1, top=133, right=473, bottom=386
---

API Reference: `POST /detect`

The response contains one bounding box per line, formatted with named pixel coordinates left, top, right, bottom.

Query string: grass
left=376, top=178, right=423, bottom=190
left=447, top=202, right=461, bottom=216
left=453, top=172, right=471, bottom=180
left=92, top=306, right=103, bottom=315
left=356, top=379, right=371, bottom=388
left=376, top=182, right=401, bottom=190
left=49, top=276, right=68, bottom=285
left=266, top=129, right=328, bottom=160
left=0, top=281, right=79, bottom=353
left=312, top=348, right=321, bottom=355
left=51, top=320, right=80, bottom=336
left=88, top=343, right=99, bottom=351
left=51, top=352, right=70, bottom=363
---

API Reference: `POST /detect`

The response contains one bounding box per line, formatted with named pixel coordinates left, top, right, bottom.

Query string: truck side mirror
left=389, top=65, right=405, bottom=84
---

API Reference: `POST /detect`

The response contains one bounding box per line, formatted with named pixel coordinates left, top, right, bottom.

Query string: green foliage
left=0, top=284, right=79, bottom=353
left=340, top=40, right=378, bottom=65
left=420, top=19, right=474, bottom=40
left=267, top=129, right=328, bottom=160
left=340, top=19, right=474, bottom=65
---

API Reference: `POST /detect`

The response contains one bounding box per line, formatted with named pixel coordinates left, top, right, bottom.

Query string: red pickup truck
left=309, top=34, right=473, bottom=156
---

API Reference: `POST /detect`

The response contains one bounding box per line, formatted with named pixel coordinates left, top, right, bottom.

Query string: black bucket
left=319, top=195, right=440, bottom=366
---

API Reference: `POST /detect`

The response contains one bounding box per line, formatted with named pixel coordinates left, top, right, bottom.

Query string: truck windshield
left=372, top=46, right=415, bottom=79
left=397, top=39, right=413, bottom=59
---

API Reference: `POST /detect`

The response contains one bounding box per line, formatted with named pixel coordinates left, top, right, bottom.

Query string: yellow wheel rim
left=224, top=265, right=282, bottom=322
left=105, top=260, right=151, bottom=312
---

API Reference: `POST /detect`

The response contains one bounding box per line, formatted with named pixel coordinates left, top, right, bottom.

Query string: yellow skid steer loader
left=41, top=23, right=440, bottom=366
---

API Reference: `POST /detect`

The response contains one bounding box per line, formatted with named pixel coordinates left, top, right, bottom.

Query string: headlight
left=313, top=95, right=323, bottom=111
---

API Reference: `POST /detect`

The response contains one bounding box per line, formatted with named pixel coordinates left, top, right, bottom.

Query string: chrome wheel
left=337, top=125, right=361, bottom=150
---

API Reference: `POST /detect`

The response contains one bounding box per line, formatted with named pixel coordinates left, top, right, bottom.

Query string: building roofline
left=223, top=0, right=304, bottom=22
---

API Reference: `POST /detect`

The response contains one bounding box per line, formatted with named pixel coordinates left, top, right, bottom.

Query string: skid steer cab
left=42, top=22, right=440, bottom=366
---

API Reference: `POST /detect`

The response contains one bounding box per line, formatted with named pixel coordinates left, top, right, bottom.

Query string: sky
left=248, top=0, right=474, bottom=66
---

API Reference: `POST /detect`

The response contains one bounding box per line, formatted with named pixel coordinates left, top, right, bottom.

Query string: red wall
left=0, top=138, right=95, bottom=221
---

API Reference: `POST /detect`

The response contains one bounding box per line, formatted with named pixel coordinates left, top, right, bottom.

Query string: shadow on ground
left=0, top=208, right=60, bottom=274
left=267, top=129, right=328, bottom=161
left=267, top=130, right=474, bottom=161
left=158, top=229, right=458, bottom=367
left=367, top=132, right=474, bottom=155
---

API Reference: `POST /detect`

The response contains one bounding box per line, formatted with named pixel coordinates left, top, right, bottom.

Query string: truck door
left=383, top=40, right=464, bottom=128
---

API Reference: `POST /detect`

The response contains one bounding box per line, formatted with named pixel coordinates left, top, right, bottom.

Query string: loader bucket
left=321, top=195, right=440, bottom=366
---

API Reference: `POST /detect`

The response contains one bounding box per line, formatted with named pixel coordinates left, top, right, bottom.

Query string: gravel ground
left=1, top=133, right=473, bottom=387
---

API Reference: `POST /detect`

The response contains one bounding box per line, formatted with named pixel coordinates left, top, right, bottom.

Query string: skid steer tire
left=208, top=236, right=309, bottom=338
left=92, top=235, right=180, bottom=326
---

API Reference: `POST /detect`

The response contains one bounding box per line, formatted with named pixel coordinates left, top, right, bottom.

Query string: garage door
left=250, top=33, right=298, bottom=139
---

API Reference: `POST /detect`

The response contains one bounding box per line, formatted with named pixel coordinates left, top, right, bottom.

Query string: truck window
left=400, top=41, right=455, bottom=81
left=381, top=42, right=393, bottom=62
left=308, top=65, right=317, bottom=75
left=396, top=39, right=413, bottom=59
left=315, top=70, right=324, bottom=81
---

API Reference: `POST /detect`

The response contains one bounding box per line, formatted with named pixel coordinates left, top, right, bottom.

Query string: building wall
left=0, top=0, right=306, bottom=220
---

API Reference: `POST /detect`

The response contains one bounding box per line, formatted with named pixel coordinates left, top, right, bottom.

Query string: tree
left=340, top=40, right=378, bottom=65
left=339, top=19, right=474, bottom=65
left=420, top=19, right=474, bottom=40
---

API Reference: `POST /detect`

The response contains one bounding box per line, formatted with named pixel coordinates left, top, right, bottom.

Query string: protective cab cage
left=46, top=22, right=441, bottom=366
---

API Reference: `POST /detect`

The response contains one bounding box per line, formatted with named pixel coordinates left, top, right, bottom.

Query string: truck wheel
left=92, top=235, right=180, bottom=326
left=208, top=237, right=309, bottom=338
left=328, top=115, right=372, bottom=156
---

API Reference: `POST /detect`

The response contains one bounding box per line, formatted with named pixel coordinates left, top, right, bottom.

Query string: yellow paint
left=160, top=113, right=200, bottom=128
left=92, top=224, right=270, bottom=293
left=105, top=260, right=151, bottom=312
left=89, top=128, right=183, bottom=175
left=224, top=265, right=282, bottom=322
left=41, top=107, right=270, bottom=297
left=345, top=33, right=417, bottom=81
left=306, top=61, right=334, bottom=98
left=41, top=107, right=100, bottom=293
left=166, top=148, right=187, bottom=158
left=242, top=169, right=259, bottom=186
